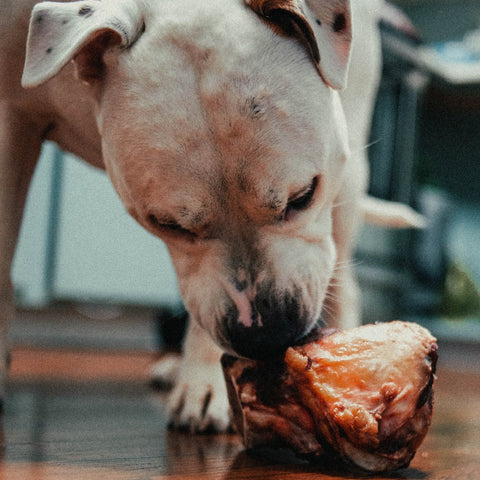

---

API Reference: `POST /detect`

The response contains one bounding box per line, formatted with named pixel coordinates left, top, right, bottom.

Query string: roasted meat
left=222, top=321, right=437, bottom=473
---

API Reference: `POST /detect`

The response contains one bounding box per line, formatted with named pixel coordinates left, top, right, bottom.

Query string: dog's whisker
left=323, top=286, right=340, bottom=302
left=351, top=138, right=380, bottom=155
left=331, top=198, right=351, bottom=209
left=363, top=139, right=380, bottom=151
left=331, top=194, right=366, bottom=209
left=333, top=258, right=353, bottom=267
left=324, top=289, right=340, bottom=301
left=320, top=300, right=337, bottom=321
left=333, top=258, right=362, bottom=273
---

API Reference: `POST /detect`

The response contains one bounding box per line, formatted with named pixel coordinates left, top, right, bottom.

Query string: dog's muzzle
left=221, top=288, right=309, bottom=360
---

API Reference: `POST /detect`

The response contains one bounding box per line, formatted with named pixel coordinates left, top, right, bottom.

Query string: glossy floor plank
left=2, top=346, right=480, bottom=480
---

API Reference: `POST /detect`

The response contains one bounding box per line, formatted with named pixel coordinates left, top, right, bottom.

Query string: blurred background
left=10, top=0, right=480, bottom=362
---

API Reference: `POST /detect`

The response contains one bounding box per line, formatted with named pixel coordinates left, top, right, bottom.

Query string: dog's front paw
left=167, top=358, right=231, bottom=433
left=149, top=352, right=182, bottom=390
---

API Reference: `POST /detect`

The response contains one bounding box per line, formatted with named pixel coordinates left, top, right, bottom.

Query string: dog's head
left=23, top=0, right=353, bottom=358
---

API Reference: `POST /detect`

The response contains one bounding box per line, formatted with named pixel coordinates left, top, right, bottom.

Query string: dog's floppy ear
left=22, top=0, right=145, bottom=88
left=246, top=0, right=352, bottom=89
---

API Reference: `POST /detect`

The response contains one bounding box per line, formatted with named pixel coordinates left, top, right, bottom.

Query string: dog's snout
left=223, top=291, right=304, bottom=359
left=227, top=320, right=292, bottom=359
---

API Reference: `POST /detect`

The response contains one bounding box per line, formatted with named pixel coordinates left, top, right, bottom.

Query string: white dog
left=0, top=0, right=421, bottom=432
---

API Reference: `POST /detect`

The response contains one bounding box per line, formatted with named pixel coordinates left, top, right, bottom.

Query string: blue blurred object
left=431, top=40, right=480, bottom=64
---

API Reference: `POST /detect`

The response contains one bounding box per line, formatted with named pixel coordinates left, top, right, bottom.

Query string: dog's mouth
left=222, top=312, right=325, bottom=361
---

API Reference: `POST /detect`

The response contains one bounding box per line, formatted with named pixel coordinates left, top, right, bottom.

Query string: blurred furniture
left=357, top=0, right=480, bottom=327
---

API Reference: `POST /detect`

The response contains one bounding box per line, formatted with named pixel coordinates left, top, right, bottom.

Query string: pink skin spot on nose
left=228, top=287, right=254, bottom=328
left=221, top=276, right=265, bottom=329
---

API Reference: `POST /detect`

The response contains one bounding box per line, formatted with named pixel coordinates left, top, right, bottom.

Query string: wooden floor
left=3, top=344, right=480, bottom=480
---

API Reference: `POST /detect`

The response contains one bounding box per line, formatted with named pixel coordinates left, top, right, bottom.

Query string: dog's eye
left=148, top=214, right=196, bottom=240
left=284, top=177, right=318, bottom=220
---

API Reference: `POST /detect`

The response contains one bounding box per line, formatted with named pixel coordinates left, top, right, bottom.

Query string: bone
left=222, top=321, right=437, bottom=473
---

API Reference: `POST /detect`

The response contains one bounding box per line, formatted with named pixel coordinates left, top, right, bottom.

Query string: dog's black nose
left=224, top=294, right=304, bottom=360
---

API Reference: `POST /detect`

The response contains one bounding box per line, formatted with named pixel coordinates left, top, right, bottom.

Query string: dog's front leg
left=167, top=320, right=230, bottom=433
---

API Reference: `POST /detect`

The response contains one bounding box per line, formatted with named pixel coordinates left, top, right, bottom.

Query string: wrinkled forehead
left=102, top=83, right=337, bottom=203
left=99, top=2, right=347, bottom=196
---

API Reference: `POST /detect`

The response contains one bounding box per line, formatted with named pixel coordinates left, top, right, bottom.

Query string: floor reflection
left=165, top=430, right=242, bottom=476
